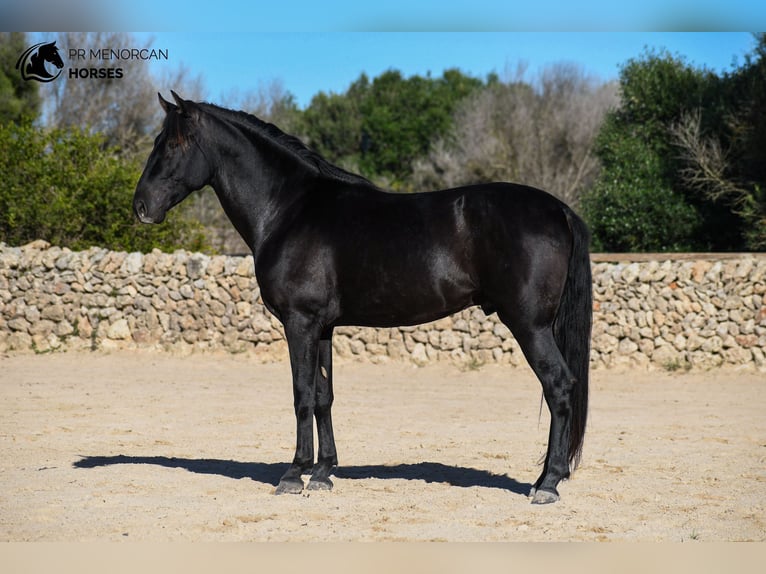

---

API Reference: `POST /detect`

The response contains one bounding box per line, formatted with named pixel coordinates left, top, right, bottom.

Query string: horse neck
left=204, top=119, right=314, bottom=255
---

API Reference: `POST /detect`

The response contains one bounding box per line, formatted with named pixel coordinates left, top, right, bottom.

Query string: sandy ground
left=1, top=351, right=764, bottom=542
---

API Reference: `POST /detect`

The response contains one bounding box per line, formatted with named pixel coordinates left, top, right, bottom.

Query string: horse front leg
left=307, top=332, right=337, bottom=491
left=275, top=315, right=321, bottom=495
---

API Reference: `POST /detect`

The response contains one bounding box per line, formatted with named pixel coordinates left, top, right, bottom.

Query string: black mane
left=198, top=102, right=376, bottom=188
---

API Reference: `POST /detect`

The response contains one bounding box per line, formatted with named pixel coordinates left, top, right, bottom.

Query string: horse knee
left=294, top=401, right=314, bottom=421
left=314, top=399, right=333, bottom=419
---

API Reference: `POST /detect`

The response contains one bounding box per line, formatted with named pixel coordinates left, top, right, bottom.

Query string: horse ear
left=170, top=90, right=200, bottom=120
left=170, top=90, right=194, bottom=117
left=158, top=92, right=175, bottom=114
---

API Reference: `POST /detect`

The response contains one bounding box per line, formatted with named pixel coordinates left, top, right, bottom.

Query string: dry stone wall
left=1, top=241, right=765, bottom=370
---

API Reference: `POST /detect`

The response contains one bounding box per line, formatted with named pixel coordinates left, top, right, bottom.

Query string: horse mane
left=197, top=102, right=377, bottom=188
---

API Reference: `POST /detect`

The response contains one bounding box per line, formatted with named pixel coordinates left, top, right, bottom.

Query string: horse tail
left=553, top=206, right=592, bottom=471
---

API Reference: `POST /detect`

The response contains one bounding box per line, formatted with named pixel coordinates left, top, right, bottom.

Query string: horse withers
left=133, top=92, right=593, bottom=504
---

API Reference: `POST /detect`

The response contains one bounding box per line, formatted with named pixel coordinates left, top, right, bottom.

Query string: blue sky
left=9, top=0, right=766, bottom=32
left=129, top=32, right=759, bottom=109
left=16, top=2, right=765, bottom=109
left=104, top=1, right=766, bottom=33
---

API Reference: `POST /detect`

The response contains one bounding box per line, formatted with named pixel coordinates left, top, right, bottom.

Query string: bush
left=582, top=120, right=701, bottom=252
left=582, top=49, right=738, bottom=252
left=582, top=179, right=701, bottom=253
left=0, top=121, right=208, bottom=252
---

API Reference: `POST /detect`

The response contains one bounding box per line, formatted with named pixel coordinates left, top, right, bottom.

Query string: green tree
left=301, top=74, right=369, bottom=172
left=0, top=32, right=41, bottom=124
left=0, top=121, right=207, bottom=252
left=582, top=48, right=744, bottom=252
left=582, top=122, right=700, bottom=252
left=671, top=33, right=766, bottom=250
left=301, top=69, right=483, bottom=188
left=359, top=69, right=483, bottom=186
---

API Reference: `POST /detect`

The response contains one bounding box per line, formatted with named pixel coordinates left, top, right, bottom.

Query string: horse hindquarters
left=489, top=205, right=592, bottom=503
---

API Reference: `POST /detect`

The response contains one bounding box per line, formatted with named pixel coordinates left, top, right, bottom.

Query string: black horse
left=133, top=92, right=592, bottom=504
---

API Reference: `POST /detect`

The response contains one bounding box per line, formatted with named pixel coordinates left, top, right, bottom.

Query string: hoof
left=307, top=477, right=334, bottom=491
left=531, top=489, right=560, bottom=504
left=275, top=477, right=304, bottom=495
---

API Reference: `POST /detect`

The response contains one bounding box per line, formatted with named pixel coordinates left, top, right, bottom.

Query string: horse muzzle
left=133, top=198, right=166, bottom=224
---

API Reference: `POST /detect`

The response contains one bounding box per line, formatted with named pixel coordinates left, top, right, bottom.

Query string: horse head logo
left=16, top=41, right=65, bottom=82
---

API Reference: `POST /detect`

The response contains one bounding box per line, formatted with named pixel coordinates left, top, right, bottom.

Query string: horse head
left=133, top=92, right=214, bottom=224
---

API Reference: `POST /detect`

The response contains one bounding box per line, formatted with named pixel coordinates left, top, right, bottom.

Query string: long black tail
left=553, top=207, right=592, bottom=471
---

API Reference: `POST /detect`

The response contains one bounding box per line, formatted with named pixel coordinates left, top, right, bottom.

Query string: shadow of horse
left=73, top=455, right=532, bottom=496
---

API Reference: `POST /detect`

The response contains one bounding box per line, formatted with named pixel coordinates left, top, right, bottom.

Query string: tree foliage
left=46, top=33, right=159, bottom=158
left=0, top=121, right=207, bottom=252
left=583, top=39, right=766, bottom=252
left=301, top=74, right=369, bottom=173
left=0, top=32, right=41, bottom=124
left=0, top=32, right=211, bottom=253
left=582, top=122, right=700, bottom=252
left=412, top=63, right=617, bottom=208
left=301, top=69, right=484, bottom=188
left=358, top=69, right=483, bottom=186
left=670, top=34, right=766, bottom=250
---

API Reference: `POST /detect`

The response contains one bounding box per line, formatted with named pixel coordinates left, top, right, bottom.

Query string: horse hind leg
left=504, top=319, right=576, bottom=504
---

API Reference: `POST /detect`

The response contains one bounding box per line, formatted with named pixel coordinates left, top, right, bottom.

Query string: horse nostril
left=135, top=200, right=147, bottom=219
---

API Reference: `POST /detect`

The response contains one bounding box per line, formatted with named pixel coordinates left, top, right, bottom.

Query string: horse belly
left=337, top=246, right=478, bottom=328
left=330, top=188, right=484, bottom=327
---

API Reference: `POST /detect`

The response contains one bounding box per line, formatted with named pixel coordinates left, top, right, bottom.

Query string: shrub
left=0, top=121, right=208, bottom=252
left=582, top=124, right=701, bottom=252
